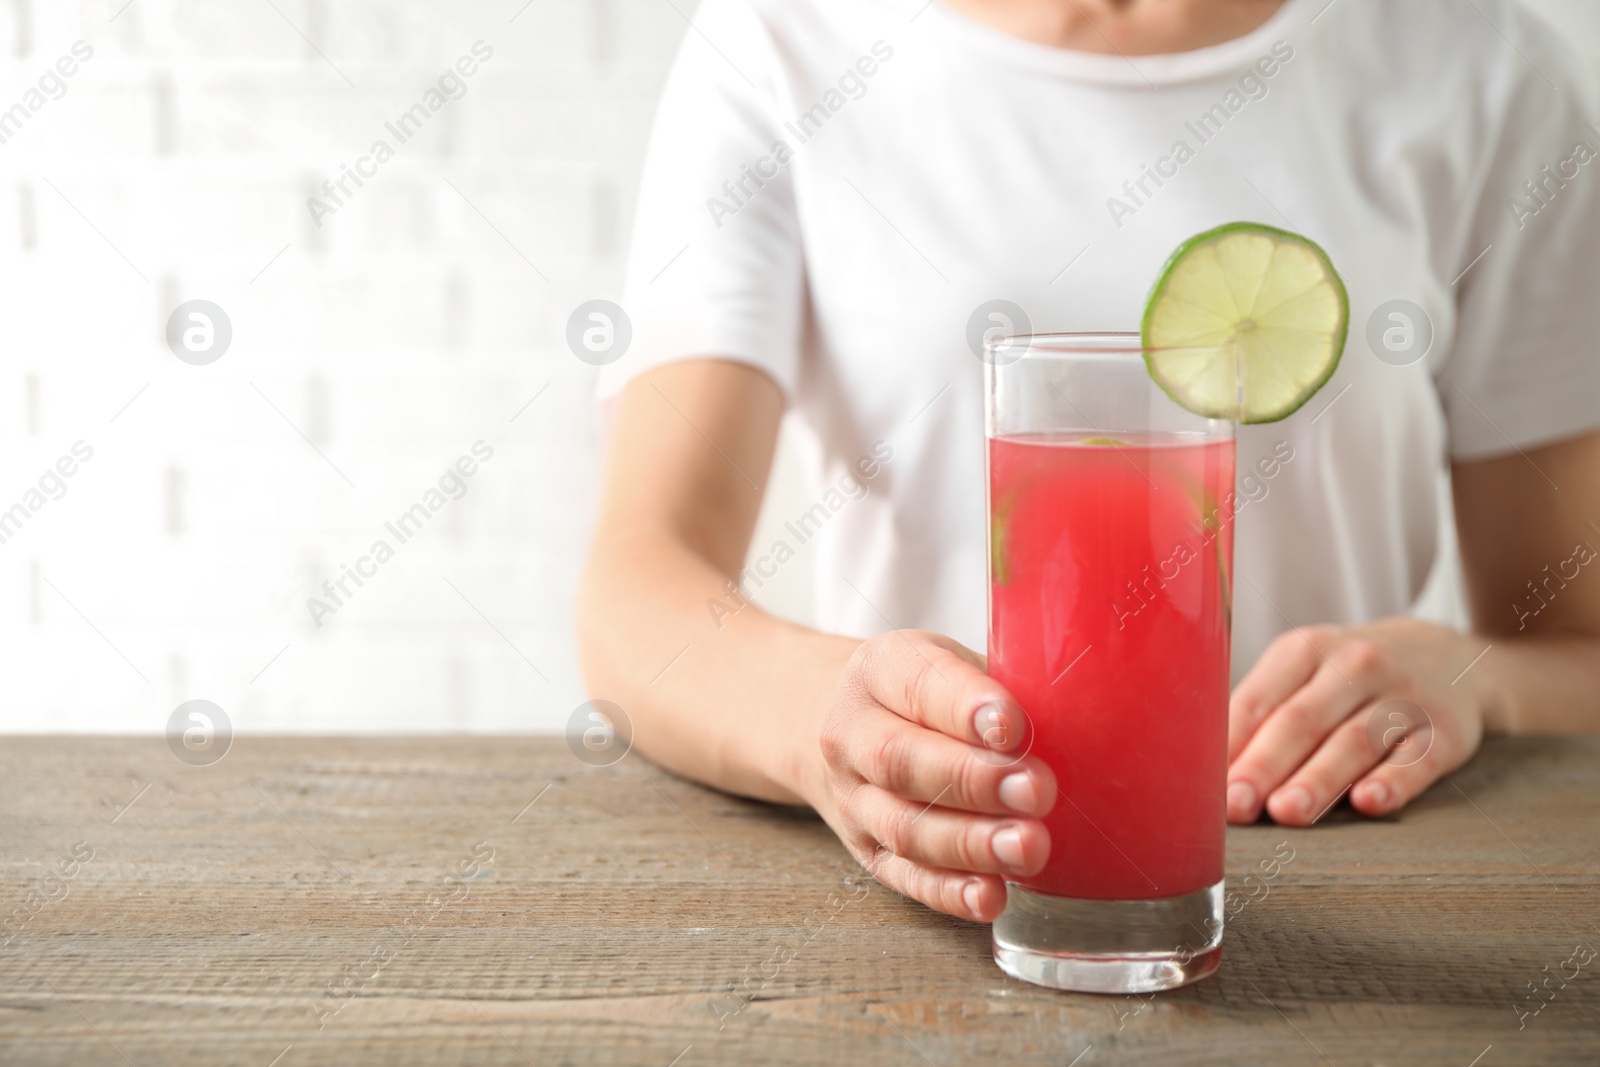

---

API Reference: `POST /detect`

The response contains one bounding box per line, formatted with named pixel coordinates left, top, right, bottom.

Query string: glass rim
left=985, top=331, right=1226, bottom=357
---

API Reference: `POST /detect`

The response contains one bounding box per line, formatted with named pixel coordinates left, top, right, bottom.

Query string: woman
left=578, top=0, right=1600, bottom=923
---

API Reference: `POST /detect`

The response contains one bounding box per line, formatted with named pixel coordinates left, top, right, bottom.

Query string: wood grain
left=1, top=737, right=1597, bottom=1066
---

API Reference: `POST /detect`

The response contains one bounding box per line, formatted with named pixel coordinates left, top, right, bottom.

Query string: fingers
left=1226, top=652, right=1383, bottom=823
left=1228, top=627, right=1324, bottom=761
left=863, top=848, right=1010, bottom=923
left=838, top=705, right=1056, bottom=817
left=822, top=630, right=1051, bottom=924
left=1349, top=722, right=1448, bottom=818
left=1224, top=621, right=1485, bottom=831
left=844, top=783, right=1050, bottom=879
left=1258, top=713, right=1384, bottom=827
left=849, top=631, right=1026, bottom=752
left=1267, top=702, right=1449, bottom=824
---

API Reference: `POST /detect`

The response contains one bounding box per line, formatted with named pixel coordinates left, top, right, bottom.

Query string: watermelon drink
left=987, top=431, right=1235, bottom=901
left=984, top=333, right=1236, bottom=995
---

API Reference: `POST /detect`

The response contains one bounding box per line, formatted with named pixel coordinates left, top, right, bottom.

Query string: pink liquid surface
left=987, top=433, right=1235, bottom=900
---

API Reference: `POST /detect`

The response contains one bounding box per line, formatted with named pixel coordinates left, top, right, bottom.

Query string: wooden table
left=1, top=737, right=1596, bottom=1066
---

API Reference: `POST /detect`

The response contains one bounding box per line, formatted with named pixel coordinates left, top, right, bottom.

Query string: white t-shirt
left=598, top=0, right=1600, bottom=678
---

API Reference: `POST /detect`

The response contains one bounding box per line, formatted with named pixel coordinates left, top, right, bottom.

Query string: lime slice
left=1142, top=222, right=1347, bottom=424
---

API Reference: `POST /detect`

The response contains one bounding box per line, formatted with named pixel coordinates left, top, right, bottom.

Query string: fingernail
left=1359, top=780, right=1391, bottom=813
left=962, top=879, right=984, bottom=916
left=1226, top=781, right=1258, bottom=820
left=1279, top=785, right=1313, bottom=820
left=991, top=826, right=1025, bottom=870
left=973, top=701, right=1016, bottom=750
left=998, top=772, right=1037, bottom=814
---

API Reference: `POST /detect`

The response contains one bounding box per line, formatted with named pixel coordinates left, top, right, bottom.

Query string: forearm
left=1450, top=431, right=1600, bottom=736
left=1474, top=632, right=1600, bottom=735
left=577, top=526, right=857, bottom=809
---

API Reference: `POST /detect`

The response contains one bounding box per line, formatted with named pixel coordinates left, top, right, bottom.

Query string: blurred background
left=3, top=0, right=1597, bottom=735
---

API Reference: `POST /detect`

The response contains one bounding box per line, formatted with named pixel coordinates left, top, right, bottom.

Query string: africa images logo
left=705, top=40, right=895, bottom=229
left=305, top=41, right=495, bottom=228
left=1105, top=40, right=1294, bottom=229
left=305, top=442, right=495, bottom=628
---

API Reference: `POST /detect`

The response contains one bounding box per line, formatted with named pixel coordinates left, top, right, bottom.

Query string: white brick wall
left=0, top=0, right=688, bottom=734
left=2, top=1, right=1595, bottom=735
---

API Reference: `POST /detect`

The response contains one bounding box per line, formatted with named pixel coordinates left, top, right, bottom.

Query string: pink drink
left=988, top=432, right=1235, bottom=900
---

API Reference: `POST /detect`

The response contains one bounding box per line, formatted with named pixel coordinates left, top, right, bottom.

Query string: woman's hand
left=1226, top=617, right=1492, bottom=826
left=814, top=631, right=1057, bottom=922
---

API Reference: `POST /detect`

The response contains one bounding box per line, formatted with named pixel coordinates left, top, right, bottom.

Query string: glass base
left=992, top=879, right=1224, bottom=994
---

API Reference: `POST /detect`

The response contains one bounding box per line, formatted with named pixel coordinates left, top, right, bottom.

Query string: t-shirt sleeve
left=594, top=0, right=805, bottom=411
left=1439, top=21, right=1600, bottom=461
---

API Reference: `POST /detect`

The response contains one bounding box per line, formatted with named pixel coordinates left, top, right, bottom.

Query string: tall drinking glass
left=984, top=332, right=1236, bottom=994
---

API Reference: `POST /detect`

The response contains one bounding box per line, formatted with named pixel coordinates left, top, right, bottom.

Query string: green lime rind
left=990, top=490, right=1012, bottom=586
left=1141, top=221, right=1349, bottom=426
left=1087, top=437, right=1229, bottom=619
left=1164, top=463, right=1233, bottom=627
left=1134, top=444, right=1233, bottom=626
left=991, top=437, right=1121, bottom=586
left=1081, top=439, right=1229, bottom=617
